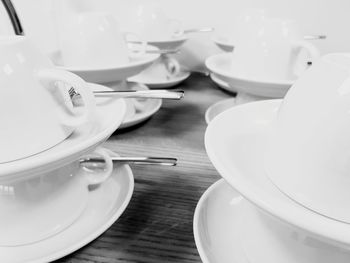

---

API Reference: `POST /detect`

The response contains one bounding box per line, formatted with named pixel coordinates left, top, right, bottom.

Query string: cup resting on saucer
left=0, top=147, right=113, bottom=247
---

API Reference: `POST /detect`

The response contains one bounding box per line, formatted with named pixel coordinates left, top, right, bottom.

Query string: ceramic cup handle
left=37, top=68, right=96, bottom=128
left=79, top=147, right=113, bottom=186
left=290, top=40, right=320, bottom=76
left=124, top=32, right=147, bottom=55
left=163, top=55, right=181, bottom=77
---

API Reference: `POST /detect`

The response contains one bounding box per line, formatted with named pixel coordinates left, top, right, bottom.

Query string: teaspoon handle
left=183, top=27, right=214, bottom=34
left=304, top=35, right=327, bottom=40
left=93, top=90, right=184, bottom=100
left=111, top=157, right=177, bottom=166
left=81, top=157, right=177, bottom=166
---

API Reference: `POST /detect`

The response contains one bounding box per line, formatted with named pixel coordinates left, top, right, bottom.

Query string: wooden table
left=58, top=74, right=233, bottom=263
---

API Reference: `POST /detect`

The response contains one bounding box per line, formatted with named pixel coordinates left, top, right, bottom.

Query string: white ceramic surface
left=266, top=53, right=350, bottom=223
left=212, top=9, right=268, bottom=53
left=0, top=159, right=134, bottom=263
left=206, top=53, right=293, bottom=98
left=147, top=36, right=188, bottom=50
left=0, top=36, right=95, bottom=164
left=231, top=18, right=320, bottom=81
left=194, top=179, right=350, bottom=263
left=0, top=83, right=125, bottom=183
left=50, top=48, right=159, bottom=83
left=205, top=93, right=263, bottom=124
left=118, top=83, right=162, bottom=129
left=205, top=99, right=350, bottom=249
left=212, top=36, right=234, bottom=52
left=134, top=55, right=180, bottom=81
left=210, top=73, right=232, bottom=92
left=57, top=12, right=135, bottom=68
left=205, top=93, right=264, bottom=124
left=17, top=0, right=350, bottom=58
left=128, top=55, right=181, bottom=85
left=129, top=69, right=190, bottom=89
left=205, top=98, right=237, bottom=124
left=230, top=8, right=269, bottom=45
left=0, top=148, right=113, bottom=247
left=120, top=1, right=183, bottom=42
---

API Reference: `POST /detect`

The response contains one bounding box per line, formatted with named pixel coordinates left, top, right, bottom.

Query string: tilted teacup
left=229, top=8, right=269, bottom=46
left=122, top=2, right=183, bottom=42
left=230, top=18, right=320, bottom=82
left=58, top=12, right=146, bottom=68
left=0, top=36, right=95, bottom=163
left=266, top=53, right=350, bottom=223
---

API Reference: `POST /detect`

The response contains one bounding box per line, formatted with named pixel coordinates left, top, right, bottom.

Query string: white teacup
left=231, top=19, right=320, bottom=81
left=58, top=12, right=145, bottom=68
left=229, top=8, right=270, bottom=45
left=0, top=147, right=113, bottom=246
left=0, top=36, right=95, bottom=164
left=266, top=53, right=350, bottom=223
left=124, top=2, right=182, bottom=42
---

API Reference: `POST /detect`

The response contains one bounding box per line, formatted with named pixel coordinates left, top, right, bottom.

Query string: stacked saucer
left=125, top=2, right=190, bottom=88
left=205, top=9, right=321, bottom=125
left=0, top=35, right=129, bottom=252
left=207, top=12, right=320, bottom=99
left=201, top=53, right=350, bottom=262
left=0, top=34, right=178, bottom=261
left=51, top=11, right=183, bottom=129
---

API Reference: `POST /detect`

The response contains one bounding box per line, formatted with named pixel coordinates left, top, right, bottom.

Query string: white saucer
left=210, top=73, right=233, bottom=92
left=0, top=84, right=126, bottom=183
left=49, top=49, right=159, bottom=84
left=206, top=53, right=293, bottom=98
left=0, top=162, right=134, bottom=263
left=205, top=100, right=350, bottom=249
left=119, top=83, right=162, bottom=129
left=205, top=93, right=265, bottom=124
left=194, top=179, right=350, bottom=263
left=194, top=179, right=248, bottom=263
left=129, top=71, right=190, bottom=89
left=147, top=36, right=188, bottom=50
left=212, top=36, right=234, bottom=52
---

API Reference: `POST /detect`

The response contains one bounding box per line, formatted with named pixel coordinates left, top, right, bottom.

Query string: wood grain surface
left=57, top=74, right=233, bottom=263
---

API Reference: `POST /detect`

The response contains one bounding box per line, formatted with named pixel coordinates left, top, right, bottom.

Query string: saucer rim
left=130, top=71, right=191, bottom=88
left=205, top=98, right=236, bottom=125
left=206, top=53, right=295, bottom=86
left=119, top=83, right=162, bottom=129
left=212, top=36, right=234, bottom=51
left=210, top=73, right=230, bottom=89
left=39, top=164, right=134, bottom=263
left=147, top=35, right=188, bottom=45
left=120, top=100, right=162, bottom=129
left=54, top=52, right=160, bottom=73
left=193, top=179, right=227, bottom=263
left=8, top=163, right=134, bottom=263
left=205, top=99, right=350, bottom=247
